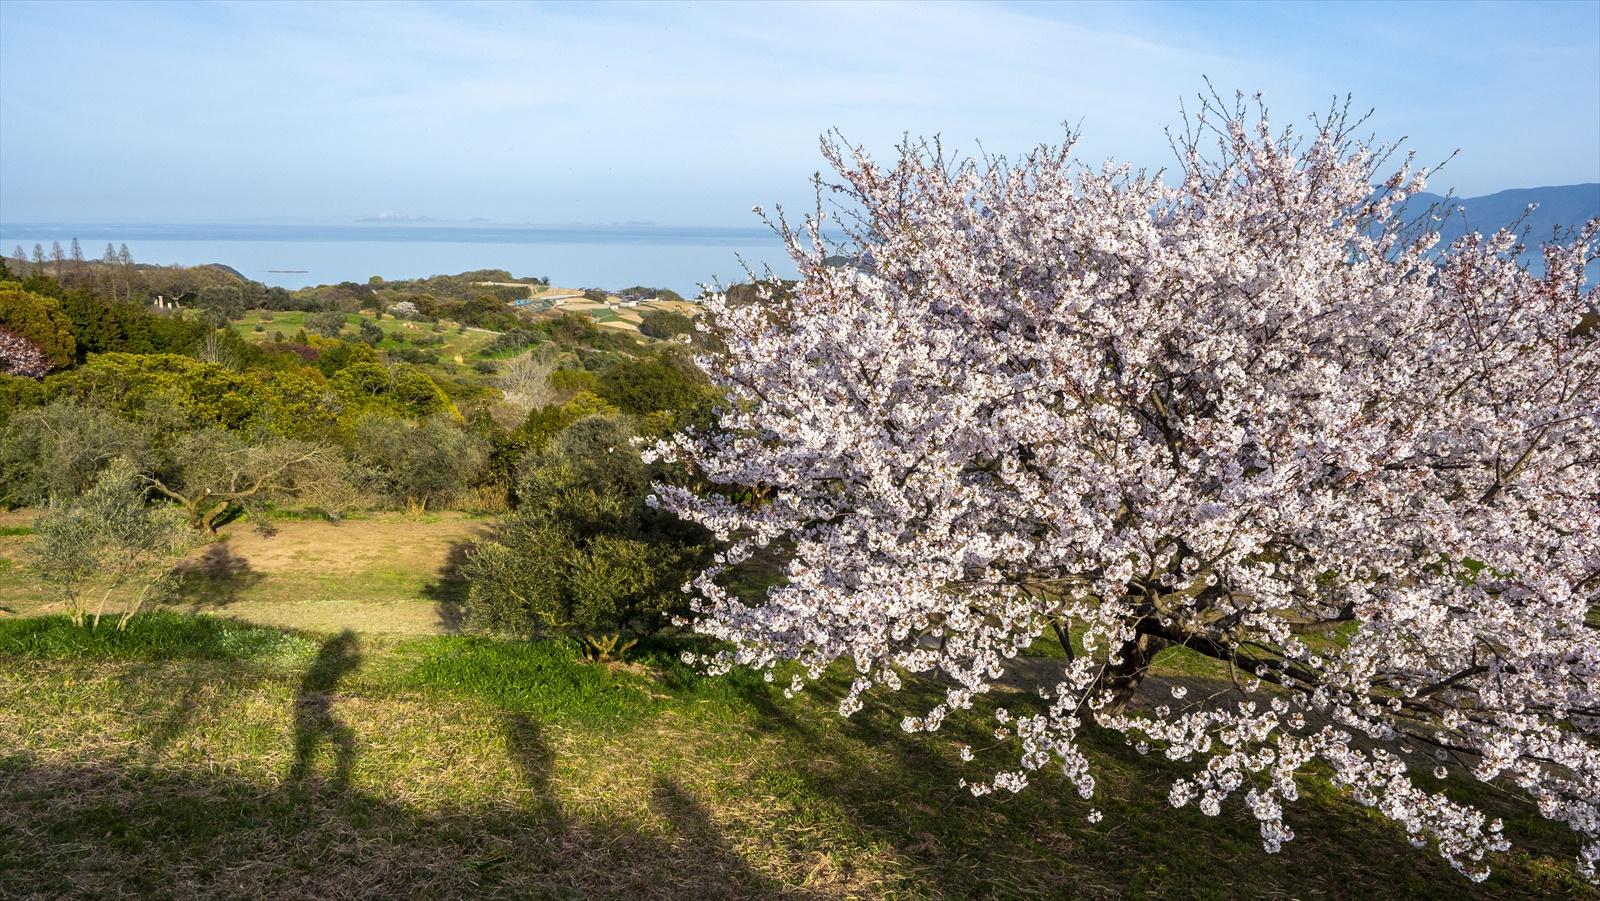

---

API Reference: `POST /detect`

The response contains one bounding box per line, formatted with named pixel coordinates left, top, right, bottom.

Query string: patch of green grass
left=0, top=614, right=1592, bottom=899
left=399, top=635, right=661, bottom=726
left=0, top=612, right=316, bottom=665
left=0, top=525, right=32, bottom=537
left=229, top=309, right=505, bottom=377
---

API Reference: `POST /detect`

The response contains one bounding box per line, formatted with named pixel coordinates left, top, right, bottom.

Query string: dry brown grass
left=0, top=512, right=490, bottom=634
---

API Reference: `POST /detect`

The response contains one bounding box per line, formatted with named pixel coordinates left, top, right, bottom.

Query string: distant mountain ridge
left=1401, top=183, right=1599, bottom=245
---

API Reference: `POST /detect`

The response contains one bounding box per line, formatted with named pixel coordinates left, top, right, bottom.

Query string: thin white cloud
left=1, top=0, right=1595, bottom=223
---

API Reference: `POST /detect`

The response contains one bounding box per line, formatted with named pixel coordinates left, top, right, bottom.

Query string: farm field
left=0, top=515, right=1591, bottom=899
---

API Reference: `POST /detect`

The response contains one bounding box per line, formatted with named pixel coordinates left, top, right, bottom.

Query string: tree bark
left=1098, top=625, right=1169, bottom=714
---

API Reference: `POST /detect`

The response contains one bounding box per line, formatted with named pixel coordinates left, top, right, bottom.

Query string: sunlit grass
left=0, top=611, right=1590, bottom=899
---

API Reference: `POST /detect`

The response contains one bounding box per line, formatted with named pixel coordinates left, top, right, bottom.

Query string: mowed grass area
left=0, top=511, right=488, bottom=635
left=0, top=516, right=1593, bottom=899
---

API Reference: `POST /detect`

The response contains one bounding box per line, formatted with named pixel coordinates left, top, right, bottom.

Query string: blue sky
left=1, top=0, right=1596, bottom=225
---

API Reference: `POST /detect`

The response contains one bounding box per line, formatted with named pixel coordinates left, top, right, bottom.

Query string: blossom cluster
left=649, top=94, right=1600, bottom=881
left=0, top=326, right=49, bottom=378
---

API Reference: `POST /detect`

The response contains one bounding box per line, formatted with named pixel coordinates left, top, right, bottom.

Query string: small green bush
left=639, top=310, right=693, bottom=339
left=462, top=414, right=714, bottom=659
left=305, top=310, right=347, bottom=337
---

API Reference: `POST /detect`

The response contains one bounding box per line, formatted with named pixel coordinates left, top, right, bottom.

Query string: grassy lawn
left=231, top=310, right=502, bottom=364
left=0, top=515, right=1592, bottom=899
left=0, top=511, right=487, bottom=635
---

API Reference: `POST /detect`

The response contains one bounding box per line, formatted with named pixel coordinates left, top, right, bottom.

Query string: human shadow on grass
left=0, top=737, right=818, bottom=898
left=169, top=539, right=265, bottom=610
left=725, top=671, right=1586, bottom=900
left=421, top=539, right=475, bottom=632
left=289, top=630, right=361, bottom=789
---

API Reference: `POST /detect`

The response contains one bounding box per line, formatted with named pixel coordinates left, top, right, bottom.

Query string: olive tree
left=351, top=414, right=483, bottom=514
left=147, top=429, right=346, bottom=532
left=0, top=399, right=153, bottom=507
left=30, top=459, right=194, bottom=630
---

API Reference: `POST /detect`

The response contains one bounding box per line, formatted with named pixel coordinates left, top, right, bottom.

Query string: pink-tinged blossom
left=0, top=327, right=49, bottom=378
left=650, top=93, right=1600, bottom=883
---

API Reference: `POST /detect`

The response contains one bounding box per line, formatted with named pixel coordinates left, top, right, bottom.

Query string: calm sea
left=0, top=223, right=800, bottom=296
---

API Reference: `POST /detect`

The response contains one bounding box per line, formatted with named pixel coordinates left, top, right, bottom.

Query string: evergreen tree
left=118, top=244, right=132, bottom=266
left=102, top=243, right=116, bottom=264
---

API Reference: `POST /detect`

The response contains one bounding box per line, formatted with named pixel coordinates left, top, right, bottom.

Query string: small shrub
left=357, top=319, right=384, bottom=346
left=28, top=459, right=196, bottom=630
left=461, top=414, right=714, bottom=659
left=639, top=310, right=693, bottom=339
left=305, top=310, right=347, bottom=337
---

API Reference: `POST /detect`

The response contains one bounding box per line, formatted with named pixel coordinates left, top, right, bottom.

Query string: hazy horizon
left=3, top=0, right=1597, bottom=228
left=4, top=179, right=1599, bottom=229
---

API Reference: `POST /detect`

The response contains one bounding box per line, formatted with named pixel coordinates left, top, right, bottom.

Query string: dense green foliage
left=0, top=284, right=76, bottom=368
left=59, top=291, right=207, bottom=360
left=595, top=346, right=716, bottom=421
left=350, top=414, right=484, bottom=513
left=462, top=414, right=714, bottom=655
left=0, top=263, right=722, bottom=656
left=0, top=400, right=152, bottom=504
left=638, top=308, right=694, bottom=339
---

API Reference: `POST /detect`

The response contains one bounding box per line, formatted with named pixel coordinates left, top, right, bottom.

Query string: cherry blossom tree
left=649, top=93, right=1600, bottom=882
left=0, top=327, right=50, bottom=378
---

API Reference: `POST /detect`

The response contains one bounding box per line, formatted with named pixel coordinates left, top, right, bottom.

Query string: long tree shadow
left=169, top=539, right=264, bottom=610
left=727, top=668, right=1586, bottom=900
left=422, top=539, right=475, bottom=632
left=289, top=630, right=361, bottom=789
left=497, top=711, right=802, bottom=897
left=501, top=711, right=563, bottom=826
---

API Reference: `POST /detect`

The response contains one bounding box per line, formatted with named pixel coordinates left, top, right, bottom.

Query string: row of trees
left=9, top=239, right=130, bottom=277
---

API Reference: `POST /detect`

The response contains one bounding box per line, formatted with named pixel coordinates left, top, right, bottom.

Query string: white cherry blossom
left=650, top=93, right=1600, bottom=882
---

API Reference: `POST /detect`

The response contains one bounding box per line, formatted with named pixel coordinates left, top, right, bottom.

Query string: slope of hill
left=1402, top=183, right=1599, bottom=246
